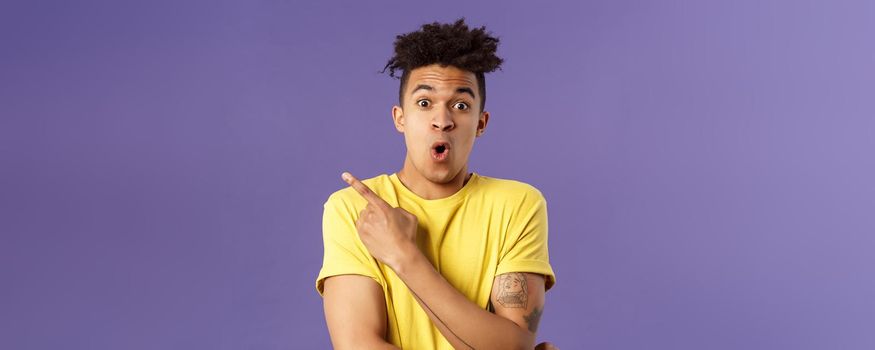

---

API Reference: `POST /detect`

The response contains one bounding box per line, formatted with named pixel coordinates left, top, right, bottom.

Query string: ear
left=392, top=105, right=405, bottom=133
left=476, top=110, right=490, bottom=137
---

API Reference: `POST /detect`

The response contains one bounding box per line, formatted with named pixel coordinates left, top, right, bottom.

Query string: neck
left=396, top=157, right=471, bottom=200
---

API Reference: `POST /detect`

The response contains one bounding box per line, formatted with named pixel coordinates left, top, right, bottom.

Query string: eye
left=454, top=102, right=469, bottom=110
left=417, top=99, right=430, bottom=108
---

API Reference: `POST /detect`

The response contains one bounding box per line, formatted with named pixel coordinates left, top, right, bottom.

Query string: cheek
left=456, top=137, right=476, bottom=153
left=402, top=130, right=429, bottom=154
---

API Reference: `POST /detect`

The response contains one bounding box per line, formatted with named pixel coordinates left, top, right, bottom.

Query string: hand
left=342, top=172, right=420, bottom=270
left=535, top=341, right=559, bottom=350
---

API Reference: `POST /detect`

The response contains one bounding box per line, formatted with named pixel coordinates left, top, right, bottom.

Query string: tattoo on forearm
left=523, top=306, right=543, bottom=333
left=496, top=273, right=528, bottom=309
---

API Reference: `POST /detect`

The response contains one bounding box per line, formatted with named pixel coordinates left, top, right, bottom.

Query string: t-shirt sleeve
left=315, top=193, right=383, bottom=297
left=495, top=188, right=557, bottom=291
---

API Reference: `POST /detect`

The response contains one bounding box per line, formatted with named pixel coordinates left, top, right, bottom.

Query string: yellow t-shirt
left=315, top=172, right=556, bottom=349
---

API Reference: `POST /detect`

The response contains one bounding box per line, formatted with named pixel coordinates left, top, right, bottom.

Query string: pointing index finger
left=342, top=172, right=388, bottom=208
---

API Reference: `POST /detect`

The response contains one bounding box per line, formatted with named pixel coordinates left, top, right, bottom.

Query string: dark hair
left=381, top=18, right=503, bottom=112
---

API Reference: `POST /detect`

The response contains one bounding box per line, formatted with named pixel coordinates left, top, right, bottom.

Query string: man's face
left=392, top=64, right=489, bottom=184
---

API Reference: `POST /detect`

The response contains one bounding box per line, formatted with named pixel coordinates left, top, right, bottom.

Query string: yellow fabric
left=316, top=172, right=556, bottom=349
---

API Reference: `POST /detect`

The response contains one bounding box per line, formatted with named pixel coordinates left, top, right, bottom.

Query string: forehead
left=406, top=64, right=478, bottom=94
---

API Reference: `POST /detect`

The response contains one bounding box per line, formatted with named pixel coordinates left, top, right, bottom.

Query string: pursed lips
left=430, top=141, right=451, bottom=161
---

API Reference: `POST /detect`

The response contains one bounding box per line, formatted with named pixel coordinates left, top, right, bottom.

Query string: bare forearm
left=393, top=248, right=534, bottom=350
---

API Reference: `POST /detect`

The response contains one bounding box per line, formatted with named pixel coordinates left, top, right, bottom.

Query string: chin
left=425, top=173, right=453, bottom=184
left=420, top=164, right=457, bottom=184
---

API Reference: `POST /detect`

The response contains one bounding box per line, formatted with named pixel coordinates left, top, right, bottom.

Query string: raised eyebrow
left=410, top=84, right=476, bottom=100
left=410, top=84, right=433, bottom=95
left=455, top=87, right=476, bottom=100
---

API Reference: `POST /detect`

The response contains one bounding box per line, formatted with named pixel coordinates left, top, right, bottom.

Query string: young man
left=316, top=19, right=558, bottom=350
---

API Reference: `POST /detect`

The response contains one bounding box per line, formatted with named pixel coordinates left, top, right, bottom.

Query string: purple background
left=2, top=1, right=874, bottom=349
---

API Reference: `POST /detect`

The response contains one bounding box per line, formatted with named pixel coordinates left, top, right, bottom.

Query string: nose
left=432, top=108, right=455, bottom=132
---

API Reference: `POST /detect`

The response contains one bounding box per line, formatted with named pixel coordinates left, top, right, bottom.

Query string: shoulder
left=474, top=174, right=546, bottom=206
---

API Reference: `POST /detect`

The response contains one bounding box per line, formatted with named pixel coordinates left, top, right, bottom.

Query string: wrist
left=388, top=241, right=422, bottom=274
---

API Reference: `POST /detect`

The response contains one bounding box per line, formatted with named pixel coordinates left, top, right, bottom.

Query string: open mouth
left=431, top=142, right=450, bottom=162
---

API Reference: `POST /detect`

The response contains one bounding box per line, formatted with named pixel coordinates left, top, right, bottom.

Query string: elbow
left=496, top=328, right=535, bottom=350
left=515, top=327, right=537, bottom=350
left=487, top=318, right=536, bottom=350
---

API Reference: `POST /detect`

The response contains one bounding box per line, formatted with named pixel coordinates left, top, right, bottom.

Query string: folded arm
left=393, top=246, right=545, bottom=350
